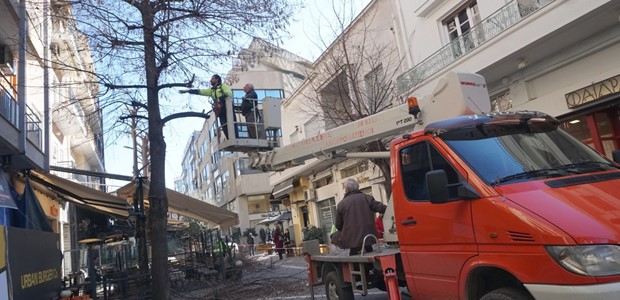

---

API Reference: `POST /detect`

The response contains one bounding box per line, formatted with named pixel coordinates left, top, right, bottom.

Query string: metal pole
left=136, top=177, right=149, bottom=273
left=43, top=0, right=50, bottom=172
left=17, top=0, right=27, bottom=154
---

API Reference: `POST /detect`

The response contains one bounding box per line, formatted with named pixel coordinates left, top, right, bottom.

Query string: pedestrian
left=247, top=233, right=255, bottom=256
left=283, top=228, right=292, bottom=256
left=266, top=225, right=272, bottom=242
left=273, top=223, right=284, bottom=260
left=179, top=74, right=235, bottom=140
left=217, top=237, right=227, bottom=258
left=375, top=213, right=384, bottom=239
left=240, top=83, right=261, bottom=139
left=335, top=178, right=387, bottom=255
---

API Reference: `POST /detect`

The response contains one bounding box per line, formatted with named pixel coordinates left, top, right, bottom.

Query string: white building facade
left=1, top=0, right=108, bottom=278
left=273, top=0, right=620, bottom=245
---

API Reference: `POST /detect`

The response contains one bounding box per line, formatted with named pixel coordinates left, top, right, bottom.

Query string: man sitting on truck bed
left=335, top=178, right=387, bottom=255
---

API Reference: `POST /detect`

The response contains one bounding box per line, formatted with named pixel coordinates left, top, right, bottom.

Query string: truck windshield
left=442, top=122, right=618, bottom=185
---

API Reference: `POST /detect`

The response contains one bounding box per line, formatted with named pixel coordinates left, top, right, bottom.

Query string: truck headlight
left=546, top=245, right=620, bottom=276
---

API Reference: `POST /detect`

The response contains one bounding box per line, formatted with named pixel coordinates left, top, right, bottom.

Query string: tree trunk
left=141, top=4, right=170, bottom=299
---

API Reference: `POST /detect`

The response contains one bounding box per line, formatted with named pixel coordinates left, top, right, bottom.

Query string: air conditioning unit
left=304, top=189, right=316, bottom=202
left=0, top=45, right=15, bottom=75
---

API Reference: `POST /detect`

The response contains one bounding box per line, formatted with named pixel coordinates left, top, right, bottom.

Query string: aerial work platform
left=215, top=97, right=281, bottom=152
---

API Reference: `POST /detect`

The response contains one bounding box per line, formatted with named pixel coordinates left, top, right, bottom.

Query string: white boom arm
left=250, top=72, right=491, bottom=171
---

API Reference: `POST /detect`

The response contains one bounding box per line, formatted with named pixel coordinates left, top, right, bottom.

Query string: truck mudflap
left=376, top=254, right=401, bottom=300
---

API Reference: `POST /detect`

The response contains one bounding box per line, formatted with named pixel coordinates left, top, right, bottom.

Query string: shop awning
left=115, top=182, right=238, bottom=228
left=258, top=211, right=292, bottom=225
left=272, top=178, right=294, bottom=199
left=28, top=171, right=130, bottom=218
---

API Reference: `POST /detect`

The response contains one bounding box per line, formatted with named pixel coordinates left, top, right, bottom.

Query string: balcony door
left=444, top=0, right=481, bottom=58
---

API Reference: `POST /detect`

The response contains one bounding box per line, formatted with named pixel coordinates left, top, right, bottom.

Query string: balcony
left=0, top=83, right=45, bottom=170
left=52, top=95, right=105, bottom=170
left=397, top=0, right=554, bottom=94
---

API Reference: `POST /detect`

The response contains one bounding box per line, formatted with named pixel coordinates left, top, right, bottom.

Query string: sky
left=104, top=0, right=371, bottom=191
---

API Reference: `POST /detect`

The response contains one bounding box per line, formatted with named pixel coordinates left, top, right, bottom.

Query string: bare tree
left=296, top=0, right=404, bottom=196
left=48, top=1, right=298, bottom=299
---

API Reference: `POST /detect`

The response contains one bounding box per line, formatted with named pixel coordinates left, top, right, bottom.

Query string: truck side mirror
left=613, top=150, right=620, bottom=164
left=426, top=170, right=449, bottom=204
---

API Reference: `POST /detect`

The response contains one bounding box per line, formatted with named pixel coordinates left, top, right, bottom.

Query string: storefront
left=558, top=74, right=620, bottom=160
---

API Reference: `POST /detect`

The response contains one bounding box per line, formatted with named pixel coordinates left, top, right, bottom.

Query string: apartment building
left=177, top=38, right=311, bottom=236
left=1, top=0, right=117, bottom=280
left=273, top=0, right=620, bottom=244
left=395, top=0, right=620, bottom=159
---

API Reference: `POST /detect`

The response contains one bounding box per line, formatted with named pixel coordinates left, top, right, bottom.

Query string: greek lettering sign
left=565, top=74, right=620, bottom=109
left=0, top=173, right=17, bottom=209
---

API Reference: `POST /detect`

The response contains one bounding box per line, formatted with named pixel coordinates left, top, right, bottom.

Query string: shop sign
left=261, top=212, right=278, bottom=218
left=3, top=226, right=62, bottom=299
left=565, top=74, right=620, bottom=108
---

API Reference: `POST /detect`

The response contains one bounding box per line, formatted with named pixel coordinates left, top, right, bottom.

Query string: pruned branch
left=119, top=114, right=148, bottom=121
left=104, top=83, right=149, bottom=90
left=162, top=111, right=210, bottom=126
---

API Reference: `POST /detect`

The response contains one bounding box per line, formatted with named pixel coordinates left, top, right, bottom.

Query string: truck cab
left=391, top=111, right=620, bottom=299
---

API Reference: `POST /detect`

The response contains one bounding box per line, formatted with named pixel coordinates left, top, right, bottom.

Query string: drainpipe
left=18, top=0, right=27, bottom=155
left=392, top=0, right=414, bottom=69
left=43, top=0, right=50, bottom=172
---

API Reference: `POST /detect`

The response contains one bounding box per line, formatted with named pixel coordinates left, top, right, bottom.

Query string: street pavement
left=172, top=251, right=412, bottom=299
left=251, top=252, right=412, bottom=300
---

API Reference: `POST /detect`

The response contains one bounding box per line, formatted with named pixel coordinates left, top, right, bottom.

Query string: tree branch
left=131, top=100, right=148, bottom=110
left=105, top=83, right=149, bottom=90
left=162, top=111, right=210, bottom=126
left=119, top=114, right=148, bottom=121
left=111, top=38, right=145, bottom=47
left=158, top=75, right=195, bottom=90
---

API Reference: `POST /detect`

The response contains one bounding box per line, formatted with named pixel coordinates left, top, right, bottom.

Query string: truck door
left=394, top=140, right=477, bottom=300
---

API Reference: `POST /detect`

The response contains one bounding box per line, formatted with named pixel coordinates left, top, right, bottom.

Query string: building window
left=232, top=89, right=284, bottom=101
left=248, top=195, right=270, bottom=214
left=364, top=64, right=385, bottom=111
left=313, top=175, right=333, bottom=189
left=340, top=163, right=368, bottom=178
left=491, top=90, right=512, bottom=111
left=234, top=158, right=262, bottom=176
left=444, top=0, right=481, bottom=57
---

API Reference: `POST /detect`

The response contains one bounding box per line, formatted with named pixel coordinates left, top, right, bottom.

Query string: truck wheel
left=480, top=287, right=533, bottom=300
left=324, top=271, right=354, bottom=300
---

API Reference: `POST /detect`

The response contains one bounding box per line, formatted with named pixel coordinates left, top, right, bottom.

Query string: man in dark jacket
left=335, top=178, right=387, bottom=255
left=241, top=83, right=260, bottom=138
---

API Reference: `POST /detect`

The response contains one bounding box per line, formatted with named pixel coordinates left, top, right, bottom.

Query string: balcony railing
left=1, top=82, right=44, bottom=150
left=0, top=87, right=19, bottom=127
left=26, top=104, right=43, bottom=150
left=397, top=0, right=554, bottom=94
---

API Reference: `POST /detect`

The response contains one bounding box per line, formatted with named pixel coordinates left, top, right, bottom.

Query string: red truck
left=248, top=72, right=620, bottom=300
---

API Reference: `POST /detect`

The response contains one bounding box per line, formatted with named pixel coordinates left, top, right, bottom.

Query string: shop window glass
left=560, top=116, right=591, bottom=142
